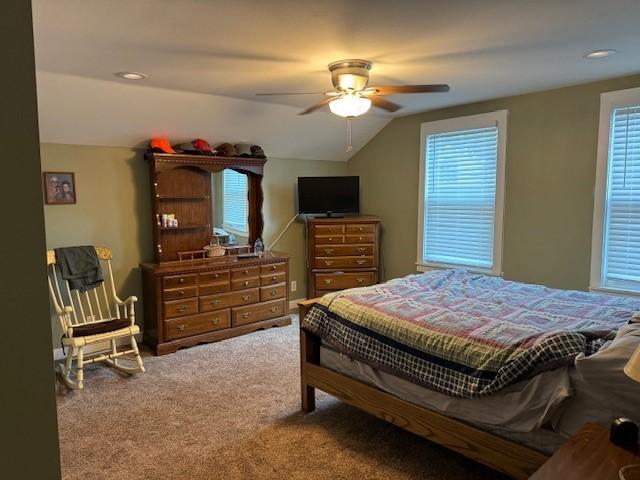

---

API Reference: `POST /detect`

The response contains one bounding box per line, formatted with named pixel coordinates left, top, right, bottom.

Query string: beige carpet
left=56, top=317, right=506, bottom=480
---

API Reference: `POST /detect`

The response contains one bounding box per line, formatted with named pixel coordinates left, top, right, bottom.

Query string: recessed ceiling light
left=115, top=71, right=147, bottom=80
left=584, top=49, right=617, bottom=59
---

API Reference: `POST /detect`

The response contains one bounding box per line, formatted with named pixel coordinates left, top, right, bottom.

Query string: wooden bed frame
left=298, top=298, right=550, bottom=480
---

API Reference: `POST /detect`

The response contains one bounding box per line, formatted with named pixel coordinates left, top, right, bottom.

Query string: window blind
left=423, top=126, right=498, bottom=269
left=223, top=169, right=248, bottom=233
left=602, top=105, right=640, bottom=290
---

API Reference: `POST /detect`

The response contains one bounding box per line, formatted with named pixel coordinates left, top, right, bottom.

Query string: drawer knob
left=211, top=319, right=219, bottom=325
left=357, top=278, right=365, bottom=284
left=358, top=227, right=363, bottom=231
left=179, top=278, right=185, bottom=284
left=244, top=281, right=249, bottom=286
left=271, top=265, right=277, bottom=270
left=179, top=290, right=185, bottom=295
left=177, top=306, right=187, bottom=312
left=213, top=273, right=219, bottom=279
left=324, top=248, right=334, bottom=254
left=242, top=312, right=251, bottom=319
left=210, top=300, right=221, bottom=306
left=177, top=325, right=186, bottom=331
left=358, top=237, right=363, bottom=241
left=328, top=237, right=332, bottom=241
left=356, top=247, right=365, bottom=253
left=270, top=307, right=279, bottom=313
left=271, top=276, right=277, bottom=281
left=243, top=269, right=249, bottom=274
left=242, top=295, right=251, bottom=301
left=356, top=260, right=366, bottom=265
left=270, top=289, right=277, bottom=296
left=324, top=260, right=334, bottom=266
left=324, top=279, right=334, bottom=285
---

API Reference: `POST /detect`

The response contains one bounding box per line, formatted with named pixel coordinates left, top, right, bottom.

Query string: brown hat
left=215, top=143, right=238, bottom=157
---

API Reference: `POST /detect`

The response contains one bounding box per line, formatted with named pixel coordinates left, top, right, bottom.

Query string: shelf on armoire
left=159, top=224, right=211, bottom=231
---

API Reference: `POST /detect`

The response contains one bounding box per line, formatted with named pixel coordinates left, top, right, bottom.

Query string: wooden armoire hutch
left=141, top=152, right=291, bottom=355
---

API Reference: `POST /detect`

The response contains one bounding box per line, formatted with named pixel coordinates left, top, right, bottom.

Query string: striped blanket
left=302, top=269, right=640, bottom=398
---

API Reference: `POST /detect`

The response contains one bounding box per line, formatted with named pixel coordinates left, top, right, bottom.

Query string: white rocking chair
left=47, top=246, right=145, bottom=389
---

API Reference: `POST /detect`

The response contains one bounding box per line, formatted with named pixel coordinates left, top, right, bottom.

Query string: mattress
left=304, top=269, right=638, bottom=398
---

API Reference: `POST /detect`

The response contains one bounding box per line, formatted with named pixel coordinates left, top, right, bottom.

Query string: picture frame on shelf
left=43, top=171, right=76, bottom=205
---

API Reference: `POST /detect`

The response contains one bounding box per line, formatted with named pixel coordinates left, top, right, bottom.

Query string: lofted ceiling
left=32, top=0, right=640, bottom=160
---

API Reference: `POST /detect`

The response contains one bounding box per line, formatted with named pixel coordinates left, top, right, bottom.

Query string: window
left=591, top=87, right=640, bottom=294
left=222, top=169, right=249, bottom=234
left=417, top=111, right=507, bottom=275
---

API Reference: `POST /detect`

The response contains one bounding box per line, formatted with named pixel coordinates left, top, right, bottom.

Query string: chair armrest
left=115, top=295, right=138, bottom=306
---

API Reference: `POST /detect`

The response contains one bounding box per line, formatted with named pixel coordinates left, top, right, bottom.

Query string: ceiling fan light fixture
left=329, top=95, right=372, bottom=118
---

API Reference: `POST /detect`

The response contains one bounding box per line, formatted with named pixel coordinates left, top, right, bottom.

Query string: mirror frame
left=147, top=152, right=266, bottom=262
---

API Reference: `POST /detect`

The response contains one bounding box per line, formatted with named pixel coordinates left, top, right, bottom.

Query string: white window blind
left=422, top=126, right=499, bottom=270
left=223, top=169, right=248, bottom=234
left=601, top=105, right=640, bottom=291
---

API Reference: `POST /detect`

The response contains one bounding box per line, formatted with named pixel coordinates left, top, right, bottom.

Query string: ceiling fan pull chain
left=346, top=117, right=353, bottom=152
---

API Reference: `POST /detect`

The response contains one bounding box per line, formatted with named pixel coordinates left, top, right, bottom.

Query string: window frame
left=416, top=110, right=508, bottom=276
left=590, top=86, right=640, bottom=295
left=221, top=169, right=249, bottom=236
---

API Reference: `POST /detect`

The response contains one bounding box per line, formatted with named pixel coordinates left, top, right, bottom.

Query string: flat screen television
left=298, top=176, right=360, bottom=216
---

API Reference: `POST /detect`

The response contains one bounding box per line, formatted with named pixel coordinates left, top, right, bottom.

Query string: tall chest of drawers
left=141, top=252, right=291, bottom=355
left=307, top=216, right=381, bottom=298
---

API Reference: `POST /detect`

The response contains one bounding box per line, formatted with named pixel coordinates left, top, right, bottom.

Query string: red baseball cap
left=193, top=138, right=213, bottom=153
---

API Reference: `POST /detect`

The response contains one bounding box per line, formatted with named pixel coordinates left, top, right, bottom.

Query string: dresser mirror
left=211, top=169, right=250, bottom=246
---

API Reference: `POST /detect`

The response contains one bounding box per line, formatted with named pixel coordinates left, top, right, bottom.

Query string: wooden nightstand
left=531, top=423, right=640, bottom=480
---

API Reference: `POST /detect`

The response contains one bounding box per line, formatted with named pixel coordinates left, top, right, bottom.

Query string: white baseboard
left=53, top=332, right=143, bottom=362
left=289, top=298, right=306, bottom=312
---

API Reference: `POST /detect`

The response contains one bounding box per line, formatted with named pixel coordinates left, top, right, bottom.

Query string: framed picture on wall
left=43, top=172, right=76, bottom=205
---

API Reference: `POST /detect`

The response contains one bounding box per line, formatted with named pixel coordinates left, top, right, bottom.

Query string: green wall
left=41, top=144, right=346, bottom=344
left=348, top=74, right=640, bottom=290
left=0, top=1, right=61, bottom=478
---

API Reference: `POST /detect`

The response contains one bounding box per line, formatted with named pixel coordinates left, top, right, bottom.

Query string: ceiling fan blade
left=299, top=97, right=335, bottom=115
left=256, top=91, right=337, bottom=96
left=370, top=96, right=402, bottom=113
left=368, top=84, right=450, bottom=95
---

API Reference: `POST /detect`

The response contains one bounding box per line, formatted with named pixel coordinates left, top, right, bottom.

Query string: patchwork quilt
left=302, top=269, right=640, bottom=398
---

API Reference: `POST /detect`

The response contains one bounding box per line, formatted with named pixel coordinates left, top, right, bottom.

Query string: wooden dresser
left=307, top=216, right=380, bottom=298
left=141, top=252, right=290, bottom=355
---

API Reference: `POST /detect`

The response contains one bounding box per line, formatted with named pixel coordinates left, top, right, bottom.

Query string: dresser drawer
left=345, top=234, right=375, bottom=244
left=198, top=271, right=229, bottom=284
left=231, top=277, right=261, bottom=291
left=314, top=224, right=345, bottom=235
left=315, top=244, right=374, bottom=257
left=260, top=283, right=286, bottom=301
left=231, top=266, right=260, bottom=280
left=260, top=262, right=286, bottom=275
left=314, top=256, right=375, bottom=269
left=199, top=288, right=259, bottom=313
left=163, top=274, right=197, bottom=290
left=163, top=286, right=198, bottom=301
left=164, top=310, right=231, bottom=340
left=314, top=272, right=376, bottom=290
left=232, top=299, right=286, bottom=327
left=261, top=272, right=286, bottom=286
left=198, top=281, right=230, bottom=295
left=315, top=235, right=344, bottom=245
left=346, top=223, right=375, bottom=234
left=164, top=297, right=198, bottom=319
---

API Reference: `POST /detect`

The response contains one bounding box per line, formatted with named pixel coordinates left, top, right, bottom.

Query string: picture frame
left=43, top=172, right=76, bottom=205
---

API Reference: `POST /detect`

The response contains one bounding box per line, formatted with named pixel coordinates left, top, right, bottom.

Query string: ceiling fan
left=256, top=59, right=450, bottom=117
